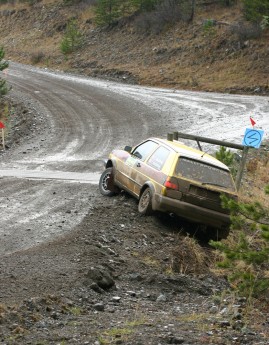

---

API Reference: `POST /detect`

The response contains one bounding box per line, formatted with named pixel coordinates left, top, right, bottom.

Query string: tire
left=138, top=187, right=153, bottom=215
left=99, top=168, right=116, bottom=197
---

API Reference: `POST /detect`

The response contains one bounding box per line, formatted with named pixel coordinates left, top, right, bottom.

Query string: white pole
left=2, top=128, right=5, bottom=150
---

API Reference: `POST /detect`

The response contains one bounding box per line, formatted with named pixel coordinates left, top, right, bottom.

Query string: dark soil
left=0, top=184, right=269, bottom=344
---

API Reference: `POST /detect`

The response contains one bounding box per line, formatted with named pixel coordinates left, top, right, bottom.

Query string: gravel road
left=0, top=63, right=269, bottom=345
left=0, top=62, right=269, bottom=255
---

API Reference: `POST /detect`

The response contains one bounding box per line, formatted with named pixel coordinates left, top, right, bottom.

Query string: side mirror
left=124, top=145, right=132, bottom=153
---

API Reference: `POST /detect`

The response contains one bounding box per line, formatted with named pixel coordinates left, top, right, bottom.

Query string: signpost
left=0, top=121, right=5, bottom=150
left=242, top=128, right=264, bottom=149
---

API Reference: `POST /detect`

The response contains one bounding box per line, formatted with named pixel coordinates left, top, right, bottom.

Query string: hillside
left=0, top=0, right=269, bottom=94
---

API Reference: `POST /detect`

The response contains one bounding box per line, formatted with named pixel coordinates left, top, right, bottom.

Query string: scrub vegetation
left=0, top=0, right=268, bottom=92
left=212, top=145, right=269, bottom=301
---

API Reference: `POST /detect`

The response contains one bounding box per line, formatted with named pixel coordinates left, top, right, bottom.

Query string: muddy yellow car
left=99, top=138, right=237, bottom=239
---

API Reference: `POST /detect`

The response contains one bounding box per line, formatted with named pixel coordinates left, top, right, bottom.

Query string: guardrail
left=167, top=131, right=250, bottom=190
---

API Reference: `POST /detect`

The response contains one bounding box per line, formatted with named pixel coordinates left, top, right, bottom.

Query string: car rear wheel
left=99, top=168, right=117, bottom=197
left=138, top=187, right=153, bottom=215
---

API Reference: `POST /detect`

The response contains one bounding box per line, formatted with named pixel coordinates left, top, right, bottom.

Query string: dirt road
left=0, top=62, right=268, bottom=255
left=0, top=63, right=269, bottom=345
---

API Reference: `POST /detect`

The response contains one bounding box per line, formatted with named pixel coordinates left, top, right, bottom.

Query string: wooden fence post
left=235, top=146, right=249, bottom=190
left=167, top=133, right=173, bottom=141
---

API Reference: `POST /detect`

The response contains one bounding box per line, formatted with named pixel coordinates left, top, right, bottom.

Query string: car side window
left=147, top=146, right=170, bottom=171
left=132, top=141, right=158, bottom=161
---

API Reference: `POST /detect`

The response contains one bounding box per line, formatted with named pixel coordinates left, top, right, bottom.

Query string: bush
left=242, top=0, right=269, bottom=23
left=261, top=15, right=269, bottom=29
left=215, top=146, right=237, bottom=178
left=134, top=0, right=194, bottom=34
left=60, top=20, right=84, bottom=55
left=211, top=186, right=269, bottom=299
left=94, top=0, right=123, bottom=26
left=63, top=0, right=98, bottom=6
left=30, top=51, right=45, bottom=65
left=230, top=21, right=262, bottom=42
left=130, top=0, right=158, bottom=12
left=0, top=47, right=9, bottom=97
left=202, top=18, right=217, bottom=36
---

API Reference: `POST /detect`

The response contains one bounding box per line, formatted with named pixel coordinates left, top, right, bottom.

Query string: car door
left=127, top=140, right=159, bottom=196
left=132, top=145, right=171, bottom=196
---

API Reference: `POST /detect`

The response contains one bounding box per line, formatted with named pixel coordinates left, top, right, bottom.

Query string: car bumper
left=153, top=194, right=231, bottom=228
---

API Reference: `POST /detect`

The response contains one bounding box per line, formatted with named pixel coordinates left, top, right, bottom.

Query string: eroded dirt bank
left=1, top=192, right=269, bottom=345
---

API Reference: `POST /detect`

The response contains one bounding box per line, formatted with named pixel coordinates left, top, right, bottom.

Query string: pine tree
left=0, top=46, right=9, bottom=97
left=215, top=146, right=237, bottom=178
left=242, top=0, right=269, bottom=22
left=130, top=0, right=159, bottom=12
left=60, top=20, right=84, bottom=55
left=95, top=0, right=122, bottom=26
left=211, top=186, right=269, bottom=298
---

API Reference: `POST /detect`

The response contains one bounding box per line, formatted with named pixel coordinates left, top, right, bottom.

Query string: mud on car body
left=99, top=138, right=238, bottom=239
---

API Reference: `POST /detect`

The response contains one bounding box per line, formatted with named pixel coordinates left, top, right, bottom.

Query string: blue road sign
left=243, top=128, right=264, bottom=148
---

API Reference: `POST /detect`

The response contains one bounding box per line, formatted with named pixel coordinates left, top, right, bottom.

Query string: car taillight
left=164, top=177, right=179, bottom=191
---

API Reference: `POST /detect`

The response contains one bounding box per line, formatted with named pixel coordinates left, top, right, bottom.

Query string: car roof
left=150, top=137, right=230, bottom=171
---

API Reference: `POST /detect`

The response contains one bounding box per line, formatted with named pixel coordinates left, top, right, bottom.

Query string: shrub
left=215, top=146, right=237, bottom=178
left=261, top=15, right=269, bottom=29
left=242, top=0, right=269, bottom=23
left=230, top=21, right=262, bottom=42
left=134, top=0, right=194, bottom=34
left=0, top=47, right=9, bottom=97
left=211, top=186, right=269, bottom=299
left=63, top=0, right=98, bottom=6
left=30, top=51, right=45, bottom=64
left=94, top=0, right=122, bottom=26
left=60, top=20, right=84, bottom=55
left=130, top=0, right=158, bottom=12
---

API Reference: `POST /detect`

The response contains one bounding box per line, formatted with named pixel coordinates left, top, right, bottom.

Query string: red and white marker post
left=0, top=121, right=5, bottom=150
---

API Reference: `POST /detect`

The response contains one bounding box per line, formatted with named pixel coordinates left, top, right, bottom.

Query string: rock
left=233, top=320, right=244, bottom=330
left=84, top=266, right=115, bottom=290
left=167, top=336, right=185, bottom=344
left=156, top=294, right=167, bottom=302
left=93, top=303, right=105, bottom=312
left=209, top=305, right=218, bottom=314
left=129, top=273, right=143, bottom=281
left=127, top=291, right=136, bottom=297
left=89, top=283, right=104, bottom=294
left=219, top=320, right=230, bottom=327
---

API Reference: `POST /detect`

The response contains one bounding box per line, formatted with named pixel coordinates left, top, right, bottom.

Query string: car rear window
left=175, top=157, right=235, bottom=190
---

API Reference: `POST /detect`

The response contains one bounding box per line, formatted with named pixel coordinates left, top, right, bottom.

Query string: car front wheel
left=99, top=168, right=117, bottom=197
left=138, top=187, right=153, bottom=215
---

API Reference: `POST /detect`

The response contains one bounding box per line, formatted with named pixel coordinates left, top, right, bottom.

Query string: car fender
left=139, top=181, right=158, bottom=209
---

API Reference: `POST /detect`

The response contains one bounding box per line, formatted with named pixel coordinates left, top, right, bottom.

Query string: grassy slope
left=0, top=0, right=268, bottom=93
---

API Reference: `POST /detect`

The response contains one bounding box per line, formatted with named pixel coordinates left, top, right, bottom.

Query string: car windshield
left=175, top=157, right=235, bottom=191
